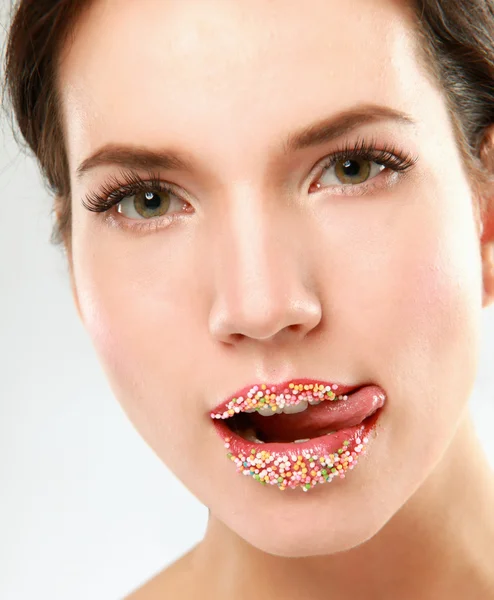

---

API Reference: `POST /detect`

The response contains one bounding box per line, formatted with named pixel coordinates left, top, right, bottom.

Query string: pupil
left=342, top=159, right=360, bottom=176
left=144, top=191, right=161, bottom=209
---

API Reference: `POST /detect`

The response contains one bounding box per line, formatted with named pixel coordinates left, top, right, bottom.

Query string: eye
left=117, top=189, right=181, bottom=219
left=320, top=158, right=386, bottom=187
left=308, top=140, right=418, bottom=194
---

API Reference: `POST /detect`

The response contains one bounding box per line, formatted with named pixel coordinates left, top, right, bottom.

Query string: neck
left=198, top=411, right=494, bottom=600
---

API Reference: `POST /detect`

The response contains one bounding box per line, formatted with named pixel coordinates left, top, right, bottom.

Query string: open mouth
left=211, top=380, right=386, bottom=492
left=223, top=386, right=376, bottom=444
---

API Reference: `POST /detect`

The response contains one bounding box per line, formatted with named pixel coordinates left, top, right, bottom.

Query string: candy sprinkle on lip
left=211, top=381, right=351, bottom=419
left=223, top=434, right=370, bottom=492
left=211, top=381, right=385, bottom=491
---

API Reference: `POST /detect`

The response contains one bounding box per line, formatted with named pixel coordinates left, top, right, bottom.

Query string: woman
left=4, top=0, right=494, bottom=598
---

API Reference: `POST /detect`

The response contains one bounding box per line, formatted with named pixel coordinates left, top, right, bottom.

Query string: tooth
left=282, top=400, right=308, bottom=414
left=294, top=438, right=310, bottom=443
left=258, top=406, right=277, bottom=416
left=245, top=408, right=257, bottom=413
left=242, top=428, right=265, bottom=443
left=246, top=435, right=265, bottom=443
left=246, top=436, right=265, bottom=444
left=308, top=398, right=322, bottom=405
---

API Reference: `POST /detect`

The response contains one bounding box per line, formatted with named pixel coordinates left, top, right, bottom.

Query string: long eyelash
left=82, top=169, right=176, bottom=213
left=82, top=138, right=418, bottom=214
left=320, top=135, right=419, bottom=173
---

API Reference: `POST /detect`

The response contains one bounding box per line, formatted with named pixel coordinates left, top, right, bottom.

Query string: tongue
left=248, top=385, right=384, bottom=443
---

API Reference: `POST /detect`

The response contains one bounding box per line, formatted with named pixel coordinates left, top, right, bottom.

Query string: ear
left=55, top=196, right=83, bottom=323
left=478, top=124, right=494, bottom=308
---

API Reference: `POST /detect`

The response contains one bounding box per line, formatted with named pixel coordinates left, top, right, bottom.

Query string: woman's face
left=60, top=0, right=489, bottom=556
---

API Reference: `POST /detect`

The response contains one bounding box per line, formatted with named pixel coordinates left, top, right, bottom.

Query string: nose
left=208, top=195, right=322, bottom=346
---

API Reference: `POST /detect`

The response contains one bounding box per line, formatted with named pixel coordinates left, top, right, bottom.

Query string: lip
left=214, top=402, right=382, bottom=454
left=210, top=380, right=386, bottom=492
left=210, top=377, right=365, bottom=418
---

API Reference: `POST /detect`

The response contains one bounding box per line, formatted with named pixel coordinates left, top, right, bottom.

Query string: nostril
left=230, top=333, right=243, bottom=343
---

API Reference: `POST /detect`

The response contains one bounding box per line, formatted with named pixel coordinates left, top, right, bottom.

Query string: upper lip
left=210, top=377, right=365, bottom=418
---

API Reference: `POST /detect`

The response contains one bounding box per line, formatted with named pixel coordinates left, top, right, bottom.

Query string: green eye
left=117, top=190, right=171, bottom=219
left=335, top=158, right=372, bottom=184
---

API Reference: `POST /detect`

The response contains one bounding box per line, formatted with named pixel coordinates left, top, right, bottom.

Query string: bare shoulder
left=123, top=546, right=202, bottom=600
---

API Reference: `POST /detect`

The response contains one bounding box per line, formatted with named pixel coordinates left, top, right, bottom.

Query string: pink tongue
left=249, top=385, right=384, bottom=442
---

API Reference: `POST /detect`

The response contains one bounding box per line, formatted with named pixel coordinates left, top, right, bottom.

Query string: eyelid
left=82, top=169, right=190, bottom=213
left=307, top=136, right=418, bottom=193
left=81, top=169, right=195, bottom=234
left=313, top=136, right=417, bottom=172
left=106, top=210, right=188, bottom=234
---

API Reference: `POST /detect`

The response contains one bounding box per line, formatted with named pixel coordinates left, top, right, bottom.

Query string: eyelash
left=82, top=170, right=180, bottom=215
left=81, top=136, right=418, bottom=231
left=315, top=136, right=418, bottom=186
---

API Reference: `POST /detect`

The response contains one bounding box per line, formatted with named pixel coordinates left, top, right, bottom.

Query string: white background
left=1, top=4, right=493, bottom=599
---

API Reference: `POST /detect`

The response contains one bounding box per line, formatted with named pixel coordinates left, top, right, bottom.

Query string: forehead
left=59, top=0, right=427, bottom=176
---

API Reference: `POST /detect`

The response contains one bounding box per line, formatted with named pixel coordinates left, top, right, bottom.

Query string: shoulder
left=123, top=547, right=201, bottom=600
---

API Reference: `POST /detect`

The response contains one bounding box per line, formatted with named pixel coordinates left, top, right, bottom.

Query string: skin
left=56, top=0, right=494, bottom=597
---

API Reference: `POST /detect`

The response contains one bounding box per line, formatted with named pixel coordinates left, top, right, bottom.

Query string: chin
left=228, top=508, right=384, bottom=558
left=212, top=475, right=395, bottom=558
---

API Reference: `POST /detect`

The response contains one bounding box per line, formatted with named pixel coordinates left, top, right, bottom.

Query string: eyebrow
left=75, top=103, right=417, bottom=179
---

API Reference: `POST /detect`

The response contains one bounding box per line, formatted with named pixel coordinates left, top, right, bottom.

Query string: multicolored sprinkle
left=223, top=434, right=369, bottom=491
left=211, top=381, right=378, bottom=491
left=211, top=382, right=348, bottom=419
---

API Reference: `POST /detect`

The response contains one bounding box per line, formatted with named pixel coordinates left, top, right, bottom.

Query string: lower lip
left=212, top=398, right=384, bottom=492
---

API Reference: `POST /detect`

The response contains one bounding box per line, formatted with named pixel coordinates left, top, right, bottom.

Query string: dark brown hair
left=2, top=0, right=494, bottom=260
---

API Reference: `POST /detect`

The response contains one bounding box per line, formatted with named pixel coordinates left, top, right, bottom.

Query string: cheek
left=71, top=227, right=207, bottom=462
left=389, top=187, right=482, bottom=392
left=387, top=230, right=481, bottom=419
left=303, top=176, right=483, bottom=511
left=352, top=181, right=483, bottom=486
